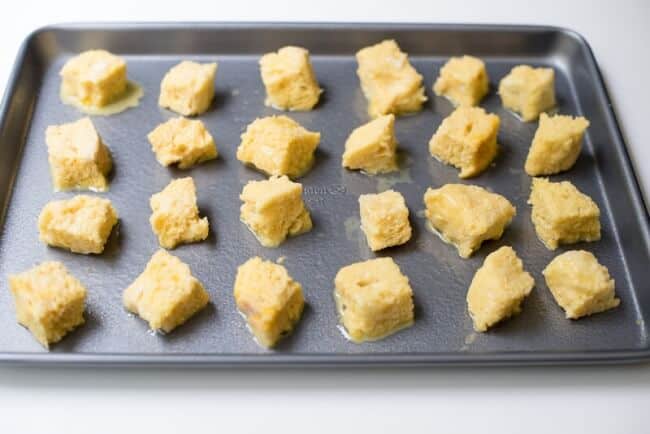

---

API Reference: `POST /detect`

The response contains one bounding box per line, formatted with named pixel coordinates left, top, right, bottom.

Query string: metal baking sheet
left=0, top=23, right=648, bottom=366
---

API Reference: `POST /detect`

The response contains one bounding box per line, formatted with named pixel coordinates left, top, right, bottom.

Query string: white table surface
left=1, top=0, right=648, bottom=432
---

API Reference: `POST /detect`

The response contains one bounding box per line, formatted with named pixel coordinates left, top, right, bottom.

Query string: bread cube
left=158, top=61, right=217, bottom=116
left=259, top=46, right=322, bottom=111
left=525, top=113, right=590, bottom=176
left=429, top=106, right=500, bottom=178
left=38, top=195, right=118, bottom=254
left=334, top=257, right=414, bottom=342
left=433, top=55, right=489, bottom=107
left=149, top=177, right=209, bottom=249
left=528, top=178, right=600, bottom=250
left=46, top=117, right=112, bottom=192
left=543, top=250, right=618, bottom=319
left=147, top=117, right=218, bottom=169
left=9, top=262, right=86, bottom=347
left=234, top=257, right=305, bottom=347
left=123, top=249, right=209, bottom=332
left=237, top=115, right=320, bottom=178
left=467, top=246, right=535, bottom=332
left=498, top=65, right=556, bottom=121
left=356, top=39, right=427, bottom=117
left=342, top=114, right=398, bottom=174
left=60, top=50, right=127, bottom=107
left=240, top=175, right=312, bottom=248
left=359, top=190, right=412, bottom=251
left=424, top=184, right=516, bottom=258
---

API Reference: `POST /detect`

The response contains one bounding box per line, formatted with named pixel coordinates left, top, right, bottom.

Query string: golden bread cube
left=38, top=195, right=118, bottom=254
left=525, top=113, right=590, bottom=176
left=528, top=178, right=600, bottom=250
left=123, top=249, right=210, bottom=332
left=433, top=55, right=489, bottom=107
left=429, top=106, right=500, bottom=178
left=59, top=49, right=127, bottom=107
left=46, top=117, right=112, bottom=192
left=158, top=61, right=217, bottom=116
left=334, top=257, right=414, bottom=342
left=237, top=115, right=320, bottom=178
left=259, top=46, right=322, bottom=111
left=240, top=175, right=312, bottom=248
left=359, top=190, right=412, bottom=251
left=498, top=65, right=555, bottom=121
left=149, top=177, right=209, bottom=249
left=356, top=39, right=427, bottom=117
left=342, top=114, right=398, bottom=174
left=234, top=257, right=305, bottom=347
left=543, top=250, right=618, bottom=319
left=467, top=246, right=535, bottom=332
left=9, top=262, right=86, bottom=347
left=147, top=117, right=218, bottom=169
left=424, top=184, right=516, bottom=258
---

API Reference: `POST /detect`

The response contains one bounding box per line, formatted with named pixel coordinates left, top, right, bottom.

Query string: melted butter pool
left=60, top=81, right=143, bottom=116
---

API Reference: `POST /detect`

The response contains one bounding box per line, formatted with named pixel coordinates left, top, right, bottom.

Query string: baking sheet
left=0, top=23, right=648, bottom=366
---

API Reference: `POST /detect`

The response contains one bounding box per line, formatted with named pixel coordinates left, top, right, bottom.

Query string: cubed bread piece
left=433, top=55, right=489, bottom=107
left=525, top=113, right=590, bottom=176
left=356, top=39, right=427, bottom=117
left=424, top=184, right=516, bottom=258
left=543, top=250, right=618, bottom=319
left=342, top=114, right=398, bottom=174
left=467, top=246, right=535, bottom=332
left=46, top=117, right=112, bottom=192
left=359, top=190, right=412, bottom=251
left=60, top=50, right=127, bottom=107
left=234, top=257, right=305, bottom=347
left=147, top=117, right=218, bottom=169
left=429, top=106, right=500, bottom=178
left=237, top=115, right=320, bottom=178
left=158, top=61, right=217, bottom=116
left=259, top=46, right=322, bottom=111
left=528, top=178, right=600, bottom=250
left=9, top=262, right=86, bottom=347
left=334, top=257, right=414, bottom=342
left=38, top=195, right=118, bottom=254
left=240, top=175, right=312, bottom=248
left=123, top=249, right=209, bottom=332
left=498, top=65, right=556, bottom=121
left=149, top=177, right=209, bottom=249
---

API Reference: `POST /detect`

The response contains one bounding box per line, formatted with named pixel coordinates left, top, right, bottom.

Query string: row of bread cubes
left=42, top=108, right=602, bottom=256
left=48, top=39, right=592, bottom=206
left=59, top=41, right=552, bottom=118
left=15, top=175, right=614, bottom=348
left=46, top=97, right=590, bottom=221
left=60, top=46, right=319, bottom=114
left=43, top=74, right=602, bottom=258
left=59, top=41, right=590, bottom=186
left=9, top=233, right=616, bottom=348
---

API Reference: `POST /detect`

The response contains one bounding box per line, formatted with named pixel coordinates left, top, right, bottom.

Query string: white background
left=1, top=0, right=649, bottom=432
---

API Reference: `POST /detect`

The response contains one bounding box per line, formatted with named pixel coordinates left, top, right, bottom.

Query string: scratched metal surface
left=0, top=23, right=648, bottom=366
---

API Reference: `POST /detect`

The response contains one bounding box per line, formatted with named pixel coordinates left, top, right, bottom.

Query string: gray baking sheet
left=0, top=23, right=648, bottom=366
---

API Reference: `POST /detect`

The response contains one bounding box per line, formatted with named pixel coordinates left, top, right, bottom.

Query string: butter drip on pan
left=60, top=80, right=143, bottom=116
